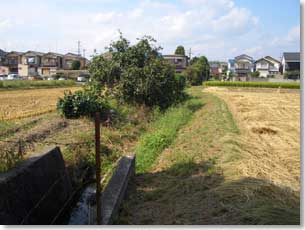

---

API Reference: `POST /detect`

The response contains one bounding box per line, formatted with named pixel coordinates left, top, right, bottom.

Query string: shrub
left=204, top=81, right=300, bottom=89
left=284, top=70, right=300, bottom=80
left=251, top=71, right=260, bottom=78
left=184, top=64, right=202, bottom=85
left=57, top=89, right=110, bottom=119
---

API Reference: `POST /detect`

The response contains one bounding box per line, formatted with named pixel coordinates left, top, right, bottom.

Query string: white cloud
left=0, top=19, right=12, bottom=30
left=0, top=0, right=299, bottom=60
left=92, top=12, right=117, bottom=23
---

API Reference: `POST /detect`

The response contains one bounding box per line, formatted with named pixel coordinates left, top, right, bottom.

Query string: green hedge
left=204, top=81, right=300, bottom=89
left=0, top=80, right=75, bottom=89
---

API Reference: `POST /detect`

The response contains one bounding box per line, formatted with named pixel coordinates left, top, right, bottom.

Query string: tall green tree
left=175, top=46, right=186, bottom=56
left=196, top=56, right=210, bottom=81
left=88, top=33, right=185, bottom=109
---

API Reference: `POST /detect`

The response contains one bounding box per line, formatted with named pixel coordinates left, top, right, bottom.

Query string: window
left=27, top=57, right=35, bottom=64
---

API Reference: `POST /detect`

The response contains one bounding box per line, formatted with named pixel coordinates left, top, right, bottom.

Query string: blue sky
left=0, top=0, right=300, bottom=61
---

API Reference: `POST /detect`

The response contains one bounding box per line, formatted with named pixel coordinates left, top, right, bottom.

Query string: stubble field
left=0, top=87, right=80, bottom=120
left=204, top=87, right=300, bottom=191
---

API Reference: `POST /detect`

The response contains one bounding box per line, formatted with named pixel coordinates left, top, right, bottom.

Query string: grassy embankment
left=118, top=86, right=300, bottom=225
left=204, top=81, right=300, bottom=89
left=0, top=80, right=76, bottom=89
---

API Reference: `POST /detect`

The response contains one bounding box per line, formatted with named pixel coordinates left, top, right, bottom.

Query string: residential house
left=63, top=53, right=86, bottom=70
left=234, top=54, right=254, bottom=79
left=254, top=56, right=281, bottom=77
left=18, top=51, right=45, bottom=77
left=0, top=49, right=7, bottom=65
left=38, top=52, right=63, bottom=76
left=281, top=52, right=300, bottom=73
left=227, top=59, right=235, bottom=76
left=6, top=51, right=23, bottom=73
left=0, top=49, right=9, bottom=75
left=163, top=54, right=188, bottom=73
left=209, top=62, right=222, bottom=78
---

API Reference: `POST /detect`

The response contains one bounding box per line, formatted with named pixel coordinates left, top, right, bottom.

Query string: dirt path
left=118, top=87, right=300, bottom=225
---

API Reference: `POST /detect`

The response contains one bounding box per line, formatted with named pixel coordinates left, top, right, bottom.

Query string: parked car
left=7, top=74, right=22, bottom=80
left=58, top=77, right=66, bottom=81
left=0, top=75, right=7, bottom=81
left=47, top=77, right=55, bottom=81
left=77, top=76, right=86, bottom=82
left=77, top=73, right=90, bottom=82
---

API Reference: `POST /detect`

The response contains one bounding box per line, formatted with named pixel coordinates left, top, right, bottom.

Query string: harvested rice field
left=0, top=87, right=80, bottom=120
left=204, top=87, right=300, bottom=191
left=119, top=86, right=300, bottom=225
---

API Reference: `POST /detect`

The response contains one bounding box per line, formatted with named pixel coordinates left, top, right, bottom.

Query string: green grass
left=118, top=86, right=299, bottom=225
left=135, top=96, right=203, bottom=173
left=0, top=80, right=76, bottom=89
left=204, top=81, right=300, bottom=89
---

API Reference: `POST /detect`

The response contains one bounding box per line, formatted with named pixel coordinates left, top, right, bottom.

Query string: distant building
left=0, top=49, right=7, bottom=65
left=0, top=49, right=9, bottom=75
left=0, top=49, right=88, bottom=77
left=63, top=53, right=87, bottom=70
left=227, top=59, right=235, bottom=76
left=38, top=52, right=64, bottom=76
left=5, top=51, right=23, bottom=73
left=254, top=56, right=281, bottom=77
left=163, top=54, right=188, bottom=73
left=209, top=62, right=227, bottom=78
left=281, top=52, right=300, bottom=73
left=234, top=54, right=254, bottom=78
left=18, top=51, right=45, bottom=77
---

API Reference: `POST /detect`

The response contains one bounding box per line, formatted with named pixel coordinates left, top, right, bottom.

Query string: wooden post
left=95, top=112, right=102, bottom=224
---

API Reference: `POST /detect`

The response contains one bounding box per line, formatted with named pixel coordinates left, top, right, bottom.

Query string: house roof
left=264, top=56, right=280, bottom=64
left=65, top=53, right=83, bottom=57
left=0, top=49, right=7, bottom=57
left=43, top=52, right=63, bottom=57
left=6, top=51, right=23, bottom=57
left=228, top=59, right=235, bottom=65
left=24, top=51, right=45, bottom=56
left=255, top=57, right=273, bottom=64
left=235, top=54, right=253, bottom=61
left=283, top=52, right=300, bottom=62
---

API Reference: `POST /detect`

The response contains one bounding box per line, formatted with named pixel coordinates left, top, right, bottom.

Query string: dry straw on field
left=0, top=87, right=80, bottom=120
left=205, top=87, right=300, bottom=191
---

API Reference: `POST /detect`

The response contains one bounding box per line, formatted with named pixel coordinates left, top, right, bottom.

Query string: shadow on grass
left=117, top=159, right=300, bottom=225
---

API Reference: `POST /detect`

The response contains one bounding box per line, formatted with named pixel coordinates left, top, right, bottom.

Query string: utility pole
left=95, top=112, right=102, bottom=224
left=77, top=41, right=81, bottom=56
left=189, top=48, right=192, bottom=60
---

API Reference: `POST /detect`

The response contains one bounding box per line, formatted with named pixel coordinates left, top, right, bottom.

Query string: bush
left=57, top=89, right=110, bottom=119
left=184, top=64, right=202, bottom=85
left=204, top=81, right=300, bottom=89
left=251, top=71, right=260, bottom=78
left=284, top=70, right=300, bottom=80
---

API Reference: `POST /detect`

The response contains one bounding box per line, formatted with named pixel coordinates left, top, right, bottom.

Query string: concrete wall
left=0, top=147, right=72, bottom=225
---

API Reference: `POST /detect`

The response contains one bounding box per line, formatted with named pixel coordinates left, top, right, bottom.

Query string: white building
left=254, top=56, right=281, bottom=77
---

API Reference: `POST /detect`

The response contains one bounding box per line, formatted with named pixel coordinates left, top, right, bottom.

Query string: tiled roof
left=283, top=52, right=300, bottom=61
